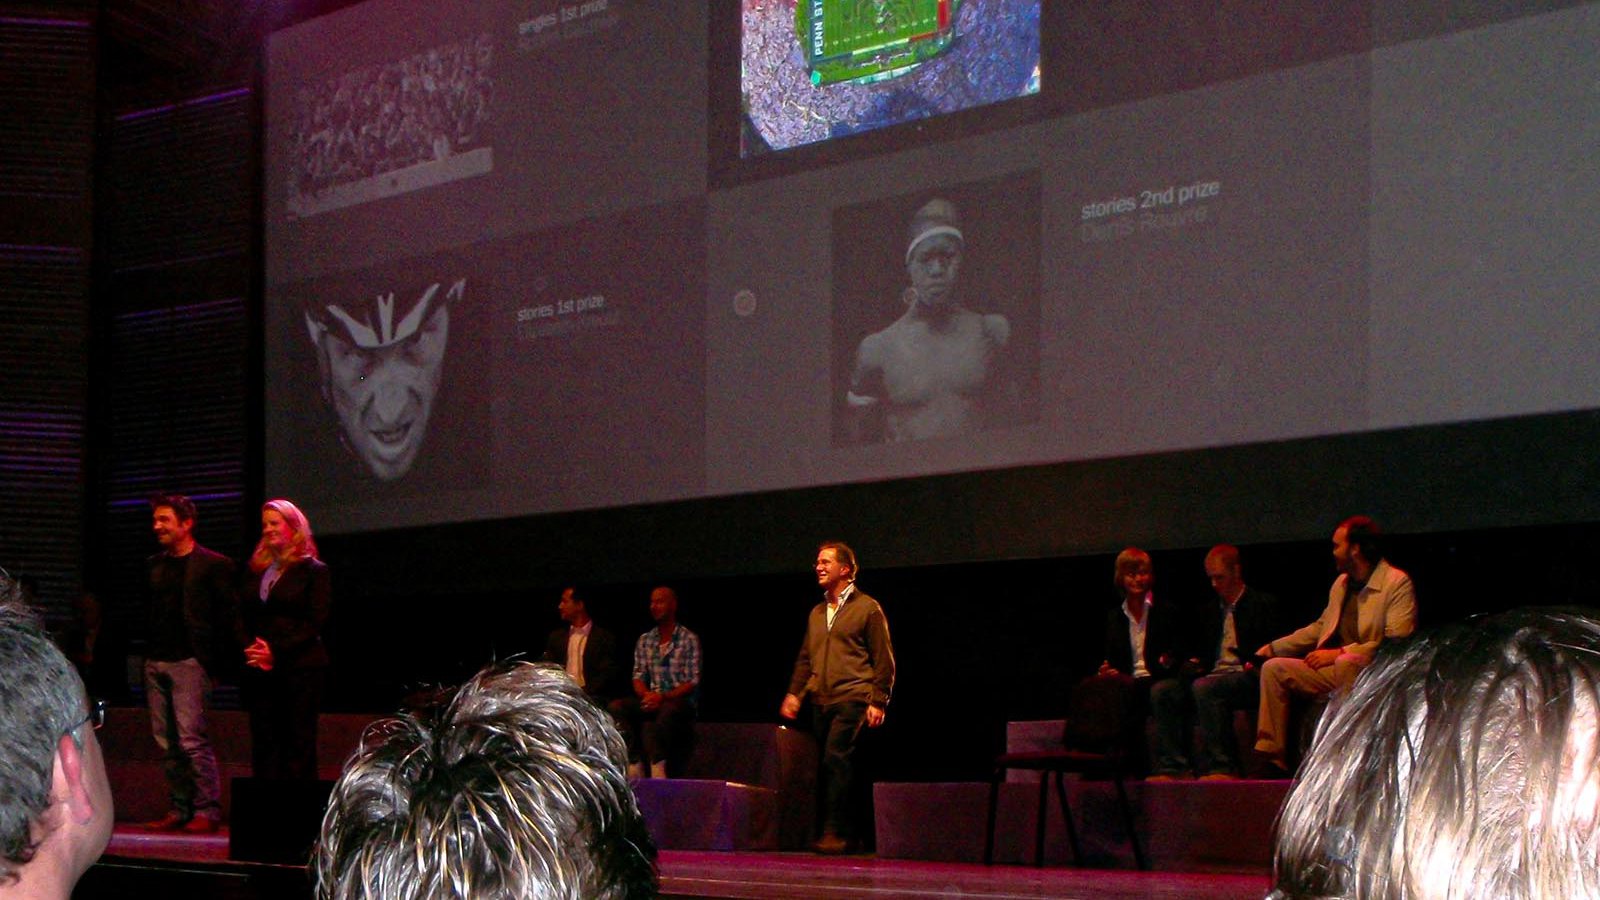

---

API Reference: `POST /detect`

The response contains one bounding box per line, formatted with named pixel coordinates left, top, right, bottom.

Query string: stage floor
left=91, top=828, right=1269, bottom=899
left=660, top=850, right=1268, bottom=899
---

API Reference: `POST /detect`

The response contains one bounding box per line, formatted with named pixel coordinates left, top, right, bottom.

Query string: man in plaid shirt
left=610, top=586, right=701, bottom=779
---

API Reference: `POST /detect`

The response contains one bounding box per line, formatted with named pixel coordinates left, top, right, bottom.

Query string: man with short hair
left=314, top=661, right=657, bottom=899
left=781, top=541, right=896, bottom=854
left=1148, top=545, right=1282, bottom=780
left=610, top=586, right=701, bottom=779
left=0, top=595, right=114, bottom=898
left=143, top=493, right=237, bottom=832
left=542, top=586, right=619, bottom=705
left=1253, top=516, right=1416, bottom=776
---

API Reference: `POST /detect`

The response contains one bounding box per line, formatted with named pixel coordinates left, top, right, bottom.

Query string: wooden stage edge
left=97, top=829, right=1269, bottom=900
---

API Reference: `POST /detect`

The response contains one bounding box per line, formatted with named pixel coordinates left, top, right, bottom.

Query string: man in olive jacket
left=780, top=541, right=895, bottom=855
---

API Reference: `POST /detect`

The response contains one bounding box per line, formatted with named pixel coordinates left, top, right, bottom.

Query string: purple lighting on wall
left=117, top=87, right=253, bottom=123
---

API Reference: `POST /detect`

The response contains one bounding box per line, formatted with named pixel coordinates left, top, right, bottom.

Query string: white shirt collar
left=1121, top=592, right=1152, bottom=623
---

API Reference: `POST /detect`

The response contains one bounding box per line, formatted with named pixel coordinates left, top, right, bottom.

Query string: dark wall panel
left=0, top=9, right=93, bottom=622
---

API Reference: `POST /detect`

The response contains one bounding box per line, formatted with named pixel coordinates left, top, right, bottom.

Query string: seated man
left=1150, top=544, right=1282, bottom=779
left=1254, top=516, right=1416, bottom=776
left=1095, top=548, right=1182, bottom=776
left=610, top=586, right=701, bottom=779
left=314, top=661, right=657, bottom=899
left=542, top=585, right=619, bottom=705
left=0, top=595, right=114, bottom=899
left=1272, top=607, right=1600, bottom=899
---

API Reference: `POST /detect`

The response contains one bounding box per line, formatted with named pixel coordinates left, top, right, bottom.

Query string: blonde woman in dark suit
left=241, top=498, right=331, bottom=780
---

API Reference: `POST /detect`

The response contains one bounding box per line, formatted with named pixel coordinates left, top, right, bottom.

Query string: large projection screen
left=265, top=1, right=1600, bottom=537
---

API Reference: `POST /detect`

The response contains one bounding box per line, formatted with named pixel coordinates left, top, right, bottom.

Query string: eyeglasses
left=70, top=698, right=107, bottom=735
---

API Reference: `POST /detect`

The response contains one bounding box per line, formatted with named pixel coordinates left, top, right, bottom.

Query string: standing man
left=1253, top=516, right=1416, bottom=776
left=144, top=493, right=237, bottom=833
left=1149, top=545, right=1282, bottom=780
left=542, top=586, right=618, bottom=706
left=611, top=586, right=701, bottom=779
left=780, top=542, right=895, bottom=855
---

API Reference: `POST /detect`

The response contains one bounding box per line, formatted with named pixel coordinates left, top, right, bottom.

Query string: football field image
left=741, top=0, right=1039, bottom=154
left=797, top=0, right=959, bottom=85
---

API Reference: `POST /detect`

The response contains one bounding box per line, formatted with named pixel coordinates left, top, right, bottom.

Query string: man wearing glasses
left=0, top=595, right=114, bottom=897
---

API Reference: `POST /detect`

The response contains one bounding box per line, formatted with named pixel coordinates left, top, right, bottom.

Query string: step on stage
left=83, top=828, right=1268, bottom=900
left=93, top=715, right=1277, bottom=897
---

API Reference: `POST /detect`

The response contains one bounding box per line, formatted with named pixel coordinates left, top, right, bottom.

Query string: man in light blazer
left=1252, top=516, right=1416, bottom=776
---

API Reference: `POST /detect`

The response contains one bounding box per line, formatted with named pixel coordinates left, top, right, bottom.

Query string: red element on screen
left=938, top=0, right=949, bottom=29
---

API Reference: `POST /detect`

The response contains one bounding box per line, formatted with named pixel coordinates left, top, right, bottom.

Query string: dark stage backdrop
left=315, top=521, right=1600, bottom=782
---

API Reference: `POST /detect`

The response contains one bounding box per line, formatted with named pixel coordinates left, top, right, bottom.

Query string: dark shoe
left=140, top=812, right=190, bottom=831
left=1248, top=754, right=1292, bottom=779
left=812, top=833, right=849, bottom=855
left=182, top=815, right=221, bottom=834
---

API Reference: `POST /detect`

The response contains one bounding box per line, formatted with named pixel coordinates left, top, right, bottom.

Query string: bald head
left=648, top=587, right=677, bottom=625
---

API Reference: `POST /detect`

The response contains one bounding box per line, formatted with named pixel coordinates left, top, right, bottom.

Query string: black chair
left=983, top=677, right=1147, bottom=869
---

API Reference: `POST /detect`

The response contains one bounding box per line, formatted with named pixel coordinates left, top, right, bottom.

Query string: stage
left=85, top=828, right=1268, bottom=899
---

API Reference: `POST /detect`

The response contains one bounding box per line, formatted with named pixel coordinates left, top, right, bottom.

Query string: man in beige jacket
left=1252, top=516, right=1416, bottom=776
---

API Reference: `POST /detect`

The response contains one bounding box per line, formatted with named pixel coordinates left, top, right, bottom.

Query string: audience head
left=1113, top=547, right=1153, bottom=597
left=1272, top=607, right=1600, bottom=900
left=315, top=661, right=656, bottom=900
left=0, top=593, right=113, bottom=894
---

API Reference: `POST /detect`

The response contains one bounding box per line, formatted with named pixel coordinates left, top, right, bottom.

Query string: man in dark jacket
left=542, top=586, right=618, bottom=705
left=781, top=541, right=895, bottom=854
left=1093, top=547, right=1183, bottom=776
left=143, top=493, right=238, bottom=832
left=1149, top=545, right=1282, bottom=779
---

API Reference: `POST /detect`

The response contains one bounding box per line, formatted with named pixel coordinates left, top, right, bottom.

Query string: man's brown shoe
left=812, top=834, right=849, bottom=855
left=140, top=812, right=189, bottom=831
left=182, top=816, right=221, bottom=834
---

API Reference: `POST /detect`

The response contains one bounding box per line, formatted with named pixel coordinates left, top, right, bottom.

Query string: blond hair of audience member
left=314, top=661, right=657, bottom=899
left=1271, top=607, right=1600, bottom=899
